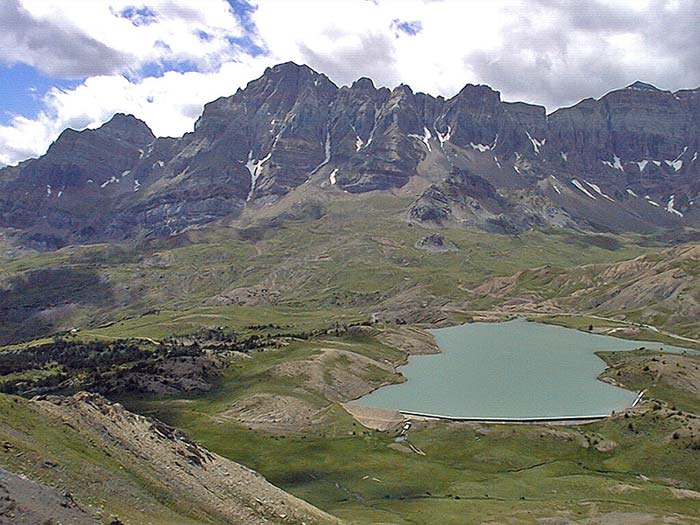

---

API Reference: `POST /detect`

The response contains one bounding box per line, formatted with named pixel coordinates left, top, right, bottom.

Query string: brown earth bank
left=340, top=403, right=405, bottom=432
left=376, top=325, right=441, bottom=355
left=1, top=392, right=339, bottom=525
left=271, top=347, right=401, bottom=403
left=465, top=243, right=700, bottom=341
left=216, top=393, right=333, bottom=434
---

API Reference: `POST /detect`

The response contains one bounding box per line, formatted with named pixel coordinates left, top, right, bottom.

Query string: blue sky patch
left=196, top=29, right=213, bottom=42
left=392, top=19, right=423, bottom=37
left=0, top=63, right=80, bottom=125
left=117, top=6, right=158, bottom=27
left=225, top=0, right=268, bottom=57
left=131, top=59, right=201, bottom=81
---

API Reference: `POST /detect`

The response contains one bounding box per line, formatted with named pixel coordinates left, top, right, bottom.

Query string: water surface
left=355, top=319, right=693, bottom=418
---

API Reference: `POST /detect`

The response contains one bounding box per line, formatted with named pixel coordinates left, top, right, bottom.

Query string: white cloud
left=0, top=59, right=269, bottom=166
left=4, top=0, right=248, bottom=77
left=251, top=0, right=509, bottom=97
left=3, top=0, right=700, bottom=166
left=250, top=0, right=700, bottom=108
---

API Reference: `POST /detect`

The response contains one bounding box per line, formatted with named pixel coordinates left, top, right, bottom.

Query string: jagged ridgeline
left=2, top=63, right=700, bottom=248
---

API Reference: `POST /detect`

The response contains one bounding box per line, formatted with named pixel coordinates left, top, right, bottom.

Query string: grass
left=130, top=399, right=700, bottom=524
left=0, top=395, right=209, bottom=525
left=0, top=193, right=649, bottom=347
left=2, top=316, right=700, bottom=523
left=3, top=194, right=699, bottom=522
left=539, top=315, right=700, bottom=350
left=82, top=305, right=368, bottom=341
left=598, top=349, right=700, bottom=414
left=123, top=332, right=700, bottom=524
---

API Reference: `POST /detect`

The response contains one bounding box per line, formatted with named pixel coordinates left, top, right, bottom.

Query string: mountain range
left=3, top=62, right=700, bottom=525
left=2, top=62, right=700, bottom=250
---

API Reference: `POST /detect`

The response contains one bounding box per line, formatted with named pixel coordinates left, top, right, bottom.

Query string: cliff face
left=3, top=63, right=700, bottom=246
left=0, top=114, right=155, bottom=246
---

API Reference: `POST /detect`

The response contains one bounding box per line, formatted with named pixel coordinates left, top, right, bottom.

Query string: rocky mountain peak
left=265, top=60, right=314, bottom=77
left=3, top=61, right=700, bottom=245
left=103, top=112, right=150, bottom=129
left=392, top=83, right=415, bottom=97
left=626, top=80, right=661, bottom=91
left=352, top=77, right=376, bottom=90
left=259, top=61, right=337, bottom=93
left=454, top=83, right=501, bottom=104
left=48, top=113, right=154, bottom=154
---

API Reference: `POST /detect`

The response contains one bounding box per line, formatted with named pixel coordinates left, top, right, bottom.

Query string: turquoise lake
left=355, top=319, right=694, bottom=419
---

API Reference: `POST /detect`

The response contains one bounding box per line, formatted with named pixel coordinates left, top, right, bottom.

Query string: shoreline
left=398, top=410, right=610, bottom=425
left=345, top=317, right=660, bottom=426
left=386, top=387, right=648, bottom=425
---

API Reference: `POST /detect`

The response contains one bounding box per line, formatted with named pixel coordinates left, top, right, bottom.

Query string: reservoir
left=355, top=319, right=693, bottom=419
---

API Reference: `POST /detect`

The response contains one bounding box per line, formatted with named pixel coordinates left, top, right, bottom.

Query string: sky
left=1, top=0, right=699, bottom=166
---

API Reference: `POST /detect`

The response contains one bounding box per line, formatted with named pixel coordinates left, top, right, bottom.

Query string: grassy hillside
left=0, top=193, right=648, bottom=345
left=123, top=332, right=700, bottom=524
left=3, top=190, right=700, bottom=524
left=469, top=243, right=700, bottom=343
left=0, top=392, right=337, bottom=525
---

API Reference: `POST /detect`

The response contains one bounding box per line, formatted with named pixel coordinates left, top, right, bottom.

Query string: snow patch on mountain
left=471, top=142, right=490, bottom=152
left=469, top=134, right=498, bottom=153
left=550, top=176, right=561, bottom=194
left=436, top=125, right=451, bottom=147
left=310, top=131, right=332, bottom=175
left=101, top=176, right=120, bottom=188
left=246, top=150, right=271, bottom=201
left=408, top=127, right=432, bottom=152
left=571, top=179, right=596, bottom=199
left=666, top=195, right=683, bottom=217
left=602, top=155, right=624, bottom=172
left=525, top=131, right=545, bottom=154
left=351, top=125, right=364, bottom=151
left=585, top=181, right=615, bottom=201
left=665, top=159, right=683, bottom=172
left=613, top=155, right=624, bottom=171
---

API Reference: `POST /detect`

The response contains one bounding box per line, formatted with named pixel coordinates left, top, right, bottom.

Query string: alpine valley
left=1, top=63, right=700, bottom=525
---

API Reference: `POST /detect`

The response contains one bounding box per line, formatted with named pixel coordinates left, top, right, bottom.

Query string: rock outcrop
left=32, top=392, right=339, bottom=525
left=3, top=64, right=700, bottom=245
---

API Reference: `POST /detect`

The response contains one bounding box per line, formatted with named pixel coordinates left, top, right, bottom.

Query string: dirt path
left=539, top=312, right=700, bottom=346
left=582, top=314, right=700, bottom=345
left=81, top=331, right=159, bottom=345
left=457, top=307, right=700, bottom=348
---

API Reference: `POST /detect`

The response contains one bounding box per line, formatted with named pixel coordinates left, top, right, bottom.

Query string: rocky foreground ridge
left=0, top=391, right=338, bottom=525
left=2, top=63, right=700, bottom=247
